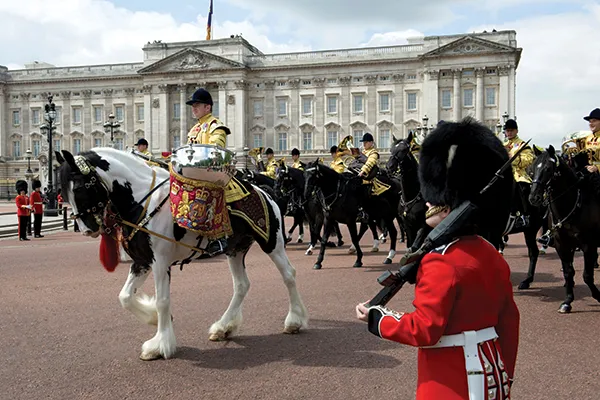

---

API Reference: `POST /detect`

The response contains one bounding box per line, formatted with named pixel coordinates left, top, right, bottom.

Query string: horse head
left=387, top=133, right=416, bottom=175
left=529, top=145, right=562, bottom=207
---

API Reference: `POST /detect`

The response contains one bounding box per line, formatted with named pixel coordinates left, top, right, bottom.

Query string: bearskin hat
left=15, top=180, right=28, bottom=193
left=419, top=117, right=513, bottom=213
left=32, top=179, right=42, bottom=190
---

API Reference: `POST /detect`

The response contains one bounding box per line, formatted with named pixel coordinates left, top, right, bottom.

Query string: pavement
left=1, top=224, right=599, bottom=400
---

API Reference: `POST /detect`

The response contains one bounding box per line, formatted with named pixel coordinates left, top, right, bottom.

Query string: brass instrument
left=248, top=147, right=264, bottom=163
left=561, top=131, right=591, bottom=157
left=338, top=135, right=359, bottom=168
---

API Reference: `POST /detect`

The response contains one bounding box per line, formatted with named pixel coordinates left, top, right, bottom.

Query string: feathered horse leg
left=118, top=264, right=157, bottom=325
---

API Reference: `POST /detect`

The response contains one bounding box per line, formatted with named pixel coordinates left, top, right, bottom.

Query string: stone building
left=0, top=30, right=521, bottom=197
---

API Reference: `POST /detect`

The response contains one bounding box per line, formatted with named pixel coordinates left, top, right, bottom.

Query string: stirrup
left=537, top=233, right=551, bottom=247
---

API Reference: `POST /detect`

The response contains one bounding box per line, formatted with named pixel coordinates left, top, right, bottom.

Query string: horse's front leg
left=582, top=245, right=600, bottom=302
left=209, top=251, right=251, bottom=341
left=348, top=221, right=363, bottom=268
left=366, top=220, right=380, bottom=252
left=518, top=228, right=541, bottom=290
left=118, top=263, right=157, bottom=325
left=140, top=261, right=176, bottom=361
left=313, top=215, right=334, bottom=270
left=297, top=214, right=304, bottom=243
left=383, top=218, right=398, bottom=265
left=557, top=244, right=576, bottom=314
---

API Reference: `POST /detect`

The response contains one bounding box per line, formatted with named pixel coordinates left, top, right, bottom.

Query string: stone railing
left=8, top=63, right=144, bottom=80
left=246, top=44, right=424, bottom=66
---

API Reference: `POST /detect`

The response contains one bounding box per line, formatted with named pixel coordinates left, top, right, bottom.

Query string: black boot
left=356, top=207, right=368, bottom=223
left=203, top=237, right=228, bottom=257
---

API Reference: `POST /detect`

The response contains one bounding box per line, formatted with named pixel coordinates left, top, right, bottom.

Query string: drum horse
left=57, top=144, right=308, bottom=360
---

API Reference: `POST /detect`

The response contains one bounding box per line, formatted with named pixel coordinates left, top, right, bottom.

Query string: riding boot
left=356, top=207, right=369, bottom=223
left=203, top=237, right=228, bottom=257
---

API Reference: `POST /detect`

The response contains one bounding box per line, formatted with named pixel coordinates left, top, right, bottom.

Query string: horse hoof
left=283, top=326, right=301, bottom=334
left=518, top=280, right=531, bottom=290
left=371, top=247, right=379, bottom=253
left=139, top=352, right=163, bottom=361
left=305, top=250, right=313, bottom=256
left=348, top=248, right=356, bottom=255
left=498, top=250, right=504, bottom=255
left=313, top=264, right=322, bottom=270
left=297, top=239, right=303, bottom=244
left=383, top=258, right=392, bottom=265
left=337, top=240, right=344, bottom=247
left=285, top=237, right=292, bottom=244
left=353, top=262, right=363, bottom=268
left=558, top=303, right=572, bottom=314
left=326, top=241, right=336, bottom=247
left=208, top=331, right=231, bottom=342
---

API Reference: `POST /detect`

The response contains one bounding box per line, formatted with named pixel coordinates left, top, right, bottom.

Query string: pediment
left=299, top=122, right=315, bottom=132
left=91, top=130, right=104, bottom=137
left=349, top=120, right=367, bottom=129
left=324, top=121, right=340, bottom=130
left=376, top=119, right=393, bottom=128
left=138, top=48, right=246, bottom=74
left=134, top=129, right=145, bottom=136
left=250, top=124, right=266, bottom=133
left=403, top=119, right=420, bottom=126
left=421, top=36, right=518, bottom=58
left=274, top=123, right=290, bottom=132
left=70, top=130, right=84, bottom=137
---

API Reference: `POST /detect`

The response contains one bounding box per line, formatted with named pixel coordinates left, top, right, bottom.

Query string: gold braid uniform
left=261, top=159, right=278, bottom=179
left=579, top=132, right=600, bottom=166
left=330, top=154, right=346, bottom=173
left=292, top=160, right=306, bottom=171
left=503, top=136, right=534, bottom=184
left=186, top=113, right=248, bottom=203
left=360, top=147, right=380, bottom=177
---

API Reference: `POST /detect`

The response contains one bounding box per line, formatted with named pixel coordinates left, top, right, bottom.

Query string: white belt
left=423, top=327, right=498, bottom=400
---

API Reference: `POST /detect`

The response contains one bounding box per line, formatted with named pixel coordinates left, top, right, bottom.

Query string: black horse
left=529, top=146, right=600, bottom=313
left=387, top=133, right=427, bottom=248
left=304, top=160, right=399, bottom=269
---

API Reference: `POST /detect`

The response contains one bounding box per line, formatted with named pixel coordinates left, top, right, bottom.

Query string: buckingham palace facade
left=0, top=30, right=521, bottom=195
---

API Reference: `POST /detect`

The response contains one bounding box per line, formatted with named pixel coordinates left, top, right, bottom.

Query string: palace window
left=13, top=141, right=21, bottom=157
left=253, top=133, right=263, bottom=148
left=463, top=89, right=474, bottom=107
left=302, top=97, right=312, bottom=115
left=213, top=101, right=219, bottom=117
left=379, top=93, right=390, bottom=112
left=173, top=135, right=181, bottom=149
left=327, top=78, right=337, bottom=84
left=327, top=131, right=338, bottom=149
left=407, top=93, right=417, bottom=111
left=72, top=107, right=82, bottom=123
left=114, top=138, right=124, bottom=150
left=93, top=106, right=103, bottom=123
left=353, top=94, right=364, bottom=113
left=485, top=87, right=496, bottom=106
left=12, top=110, right=20, bottom=126
left=31, top=109, right=40, bottom=125
left=379, top=129, right=391, bottom=148
left=94, top=138, right=103, bottom=147
left=441, top=90, right=452, bottom=109
left=303, top=132, right=312, bottom=150
left=33, top=140, right=40, bottom=157
left=55, top=108, right=62, bottom=124
left=353, top=129, right=363, bottom=148
left=54, top=139, right=61, bottom=152
left=115, top=106, right=124, bottom=122
left=278, top=132, right=287, bottom=152
left=327, top=96, right=338, bottom=114
left=253, top=100, right=263, bottom=117
left=173, top=103, right=181, bottom=120
left=73, top=138, right=82, bottom=154
left=277, top=98, right=287, bottom=116
left=136, top=105, right=144, bottom=121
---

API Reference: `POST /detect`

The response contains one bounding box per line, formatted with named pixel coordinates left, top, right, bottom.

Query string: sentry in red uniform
left=15, top=180, right=31, bottom=241
left=367, top=236, right=519, bottom=399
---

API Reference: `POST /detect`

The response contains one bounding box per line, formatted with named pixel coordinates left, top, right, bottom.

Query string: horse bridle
left=69, top=156, right=111, bottom=228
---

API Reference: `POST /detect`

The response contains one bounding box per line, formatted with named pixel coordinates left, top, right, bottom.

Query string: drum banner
left=169, top=167, right=233, bottom=239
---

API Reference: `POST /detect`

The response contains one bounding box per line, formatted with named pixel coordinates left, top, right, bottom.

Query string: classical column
left=425, top=70, right=440, bottom=125
left=314, top=78, right=326, bottom=150
left=217, top=81, right=228, bottom=129
left=392, top=74, right=404, bottom=137
left=264, top=80, right=275, bottom=146
left=475, top=68, right=484, bottom=122
left=452, top=69, right=462, bottom=122
left=498, top=66, right=509, bottom=122
left=339, top=76, right=351, bottom=137
left=125, top=87, right=136, bottom=148
left=143, top=85, right=153, bottom=150
left=288, top=78, right=300, bottom=151
left=60, top=91, right=72, bottom=150
left=178, top=83, right=188, bottom=145
left=157, top=84, right=169, bottom=152
left=0, top=86, right=5, bottom=156
left=232, top=80, right=248, bottom=153
left=82, top=90, right=92, bottom=149
left=20, top=93, right=30, bottom=150
left=366, top=75, right=377, bottom=128
left=508, top=66, right=516, bottom=118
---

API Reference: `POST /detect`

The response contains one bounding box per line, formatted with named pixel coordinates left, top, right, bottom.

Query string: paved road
left=1, top=225, right=599, bottom=400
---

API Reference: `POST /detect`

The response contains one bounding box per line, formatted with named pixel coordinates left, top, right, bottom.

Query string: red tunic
left=368, top=236, right=520, bottom=399
left=30, top=191, right=44, bottom=214
left=16, top=195, right=30, bottom=217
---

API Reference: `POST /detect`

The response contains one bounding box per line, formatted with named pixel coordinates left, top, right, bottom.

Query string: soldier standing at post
left=15, top=180, right=31, bottom=241
left=30, top=179, right=44, bottom=238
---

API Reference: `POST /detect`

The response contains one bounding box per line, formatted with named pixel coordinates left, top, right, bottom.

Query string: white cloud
left=360, top=30, right=424, bottom=47
left=470, top=2, right=600, bottom=147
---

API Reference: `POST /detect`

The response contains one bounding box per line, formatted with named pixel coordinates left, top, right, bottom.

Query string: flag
left=206, top=0, right=213, bottom=40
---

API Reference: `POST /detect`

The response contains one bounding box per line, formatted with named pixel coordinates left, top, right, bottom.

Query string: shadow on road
left=176, top=318, right=403, bottom=370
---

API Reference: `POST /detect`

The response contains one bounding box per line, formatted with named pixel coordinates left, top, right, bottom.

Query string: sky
left=1, top=0, right=599, bottom=147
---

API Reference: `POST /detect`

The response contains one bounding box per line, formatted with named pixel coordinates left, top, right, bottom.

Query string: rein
left=390, top=149, right=422, bottom=215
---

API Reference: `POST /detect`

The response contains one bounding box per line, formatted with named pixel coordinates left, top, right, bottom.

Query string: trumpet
left=248, top=147, right=264, bottom=163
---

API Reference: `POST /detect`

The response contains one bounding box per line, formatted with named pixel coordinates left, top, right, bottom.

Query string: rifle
left=366, top=138, right=532, bottom=307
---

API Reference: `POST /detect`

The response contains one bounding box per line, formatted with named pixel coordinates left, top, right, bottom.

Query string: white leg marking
left=209, top=252, right=250, bottom=341
left=118, top=267, right=157, bottom=325
left=305, top=244, right=314, bottom=256
left=387, top=249, right=396, bottom=260
left=371, top=239, right=380, bottom=252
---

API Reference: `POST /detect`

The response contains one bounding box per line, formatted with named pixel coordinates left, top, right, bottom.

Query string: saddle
left=347, top=158, right=390, bottom=196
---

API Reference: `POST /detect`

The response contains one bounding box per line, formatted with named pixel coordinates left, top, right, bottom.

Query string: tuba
left=561, top=131, right=591, bottom=157
left=338, top=135, right=359, bottom=168
left=248, top=147, right=264, bottom=163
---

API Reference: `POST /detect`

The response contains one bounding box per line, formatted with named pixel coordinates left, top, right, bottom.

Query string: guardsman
left=261, top=148, right=278, bottom=179
left=356, top=118, right=520, bottom=400
left=357, top=133, right=379, bottom=180
left=135, top=138, right=152, bottom=157
left=30, top=179, right=44, bottom=238
left=290, top=148, right=306, bottom=170
left=503, top=119, right=534, bottom=228
left=15, top=180, right=31, bottom=241
left=329, top=145, right=346, bottom=173
left=184, top=88, right=245, bottom=256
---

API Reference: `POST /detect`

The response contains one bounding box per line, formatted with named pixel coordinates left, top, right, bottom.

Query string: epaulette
left=208, top=117, right=231, bottom=136
left=429, top=238, right=460, bottom=255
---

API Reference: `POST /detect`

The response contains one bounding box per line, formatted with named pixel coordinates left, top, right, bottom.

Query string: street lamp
left=243, top=146, right=250, bottom=170
left=496, top=121, right=503, bottom=136
left=103, top=113, right=121, bottom=149
left=502, top=111, right=509, bottom=124
left=25, top=149, right=34, bottom=235
left=40, top=94, right=58, bottom=217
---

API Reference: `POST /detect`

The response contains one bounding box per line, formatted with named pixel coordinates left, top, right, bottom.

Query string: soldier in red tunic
left=30, top=179, right=44, bottom=238
left=356, top=118, right=520, bottom=400
left=15, top=180, right=31, bottom=241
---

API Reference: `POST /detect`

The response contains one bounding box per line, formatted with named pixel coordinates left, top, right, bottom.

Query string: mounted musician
left=135, top=138, right=152, bottom=157
left=503, top=119, right=535, bottom=229
left=176, top=87, right=250, bottom=256
left=329, top=145, right=346, bottom=173
left=290, top=148, right=306, bottom=171
left=260, top=148, right=278, bottom=179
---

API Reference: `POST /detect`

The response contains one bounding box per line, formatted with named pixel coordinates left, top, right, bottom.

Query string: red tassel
left=99, top=232, right=120, bottom=272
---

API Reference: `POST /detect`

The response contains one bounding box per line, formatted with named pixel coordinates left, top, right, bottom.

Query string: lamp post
left=40, top=95, right=59, bottom=217
left=25, top=149, right=34, bottom=235
left=103, top=113, right=121, bottom=149
left=502, top=111, right=509, bottom=124
left=496, top=121, right=503, bottom=136
left=243, top=146, right=250, bottom=170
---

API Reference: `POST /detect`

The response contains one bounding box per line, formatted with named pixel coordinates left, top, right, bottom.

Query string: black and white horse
left=57, top=148, right=308, bottom=360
